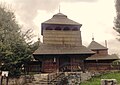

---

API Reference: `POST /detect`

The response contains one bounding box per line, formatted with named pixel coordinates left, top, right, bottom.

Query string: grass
left=80, top=71, right=120, bottom=85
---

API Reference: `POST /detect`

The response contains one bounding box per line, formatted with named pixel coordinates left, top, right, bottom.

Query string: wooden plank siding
left=42, top=58, right=57, bottom=73
left=85, top=63, right=113, bottom=71
left=43, top=30, right=82, bottom=45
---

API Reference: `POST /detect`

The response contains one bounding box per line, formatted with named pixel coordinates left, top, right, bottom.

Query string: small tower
left=86, top=40, right=119, bottom=71
left=88, top=40, right=108, bottom=56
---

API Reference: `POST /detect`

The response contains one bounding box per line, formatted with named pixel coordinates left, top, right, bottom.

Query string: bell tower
left=41, top=13, right=82, bottom=46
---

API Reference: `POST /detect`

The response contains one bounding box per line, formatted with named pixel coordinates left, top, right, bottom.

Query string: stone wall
left=1, top=72, right=92, bottom=85
left=8, top=76, right=25, bottom=85
left=101, top=79, right=117, bottom=85
left=0, top=75, right=34, bottom=85
left=64, top=72, right=91, bottom=85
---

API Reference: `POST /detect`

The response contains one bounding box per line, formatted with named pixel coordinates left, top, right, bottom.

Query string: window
left=55, top=27, right=61, bottom=30
left=46, top=27, right=53, bottom=30
left=63, top=27, right=70, bottom=31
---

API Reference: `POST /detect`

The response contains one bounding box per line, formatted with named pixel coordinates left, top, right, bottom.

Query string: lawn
left=80, top=71, right=120, bottom=85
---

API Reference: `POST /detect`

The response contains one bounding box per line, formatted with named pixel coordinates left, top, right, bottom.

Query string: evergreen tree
left=0, top=5, right=36, bottom=77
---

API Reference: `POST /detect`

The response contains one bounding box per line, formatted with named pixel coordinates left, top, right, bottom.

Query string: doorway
left=59, top=56, right=71, bottom=72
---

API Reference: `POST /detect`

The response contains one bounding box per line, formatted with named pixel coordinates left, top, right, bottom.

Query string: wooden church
left=25, top=13, right=119, bottom=73
left=31, top=13, right=94, bottom=73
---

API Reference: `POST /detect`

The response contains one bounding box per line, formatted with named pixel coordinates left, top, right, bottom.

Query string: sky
left=0, top=0, right=120, bottom=55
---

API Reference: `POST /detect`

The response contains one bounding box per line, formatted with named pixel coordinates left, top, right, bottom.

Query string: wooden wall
left=43, top=30, right=82, bottom=46
left=85, top=62, right=112, bottom=71
left=42, top=58, right=58, bottom=73
left=91, top=50, right=108, bottom=57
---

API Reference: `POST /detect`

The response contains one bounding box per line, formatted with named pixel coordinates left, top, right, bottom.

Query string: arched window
left=63, top=27, right=70, bottom=31
left=55, top=27, right=61, bottom=30
left=46, top=27, right=53, bottom=30
left=72, top=27, right=79, bottom=31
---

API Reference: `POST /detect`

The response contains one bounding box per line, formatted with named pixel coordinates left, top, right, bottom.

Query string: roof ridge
left=42, top=13, right=81, bottom=25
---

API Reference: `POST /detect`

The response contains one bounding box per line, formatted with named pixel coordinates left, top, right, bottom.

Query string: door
left=59, top=56, right=71, bottom=72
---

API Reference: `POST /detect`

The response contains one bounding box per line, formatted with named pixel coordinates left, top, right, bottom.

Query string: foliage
left=0, top=5, right=38, bottom=77
left=80, top=71, right=120, bottom=85
left=114, top=0, right=120, bottom=40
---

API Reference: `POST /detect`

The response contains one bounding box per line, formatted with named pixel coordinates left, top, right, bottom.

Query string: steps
left=25, top=72, right=66, bottom=85
left=48, top=72, right=65, bottom=85
left=25, top=74, right=49, bottom=85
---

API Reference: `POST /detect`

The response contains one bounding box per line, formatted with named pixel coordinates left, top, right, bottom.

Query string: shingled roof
left=33, top=44, right=94, bottom=55
left=88, top=40, right=108, bottom=50
left=43, top=13, right=82, bottom=26
left=86, top=54, right=119, bottom=60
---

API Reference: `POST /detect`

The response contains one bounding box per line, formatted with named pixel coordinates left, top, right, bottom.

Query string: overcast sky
left=0, top=0, right=120, bottom=55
